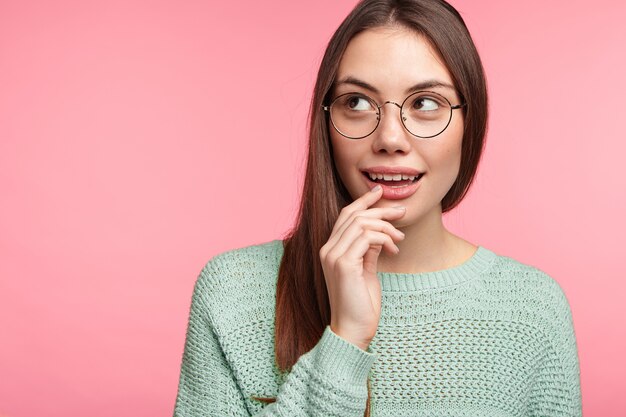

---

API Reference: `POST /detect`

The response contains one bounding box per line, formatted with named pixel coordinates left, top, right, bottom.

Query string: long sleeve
left=255, top=326, right=376, bottom=416
left=173, top=283, right=249, bottom=417
left=173, top=269, right=377, bottom=417
left=529, top=281, right=583, bottom=417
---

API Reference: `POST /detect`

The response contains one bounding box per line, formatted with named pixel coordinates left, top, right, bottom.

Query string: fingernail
left=393, top=206, right=406, bottom=210
left=371, top=185, right=382, bottom=192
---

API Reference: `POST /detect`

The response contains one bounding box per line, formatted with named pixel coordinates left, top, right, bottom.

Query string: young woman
left=173, top=1, right=582, bottom=416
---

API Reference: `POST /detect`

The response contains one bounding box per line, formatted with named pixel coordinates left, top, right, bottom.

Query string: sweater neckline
left=274, top=240, right=497, bottom=292
left=377, top=246, right=496, bottom=291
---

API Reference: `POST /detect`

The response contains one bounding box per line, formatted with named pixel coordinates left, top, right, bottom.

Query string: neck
left=376, top=204, right=473, bottom=274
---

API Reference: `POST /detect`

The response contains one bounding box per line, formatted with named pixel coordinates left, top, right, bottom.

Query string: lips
left=362, top=166, right=422, bottom=176
left=362, top=171, right=423, bottom=185
left=361, top=166, right=425, bottom=200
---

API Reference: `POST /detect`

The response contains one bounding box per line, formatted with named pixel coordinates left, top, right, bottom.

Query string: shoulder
left=488, top=250, right=569, bottom=300
left=482, top=247, right=575, bottom=331
left=181, top=241, right=285, bottom=373
left=201, top=239, right=284, bottom=279
left=191, top=239, right=284, bottom=307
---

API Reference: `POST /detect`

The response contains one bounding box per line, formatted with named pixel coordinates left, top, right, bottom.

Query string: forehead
left=336, top=26, right=454, bottom=94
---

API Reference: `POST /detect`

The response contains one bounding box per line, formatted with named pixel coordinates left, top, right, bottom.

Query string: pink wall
left=1, top=0, right=624, bottom=416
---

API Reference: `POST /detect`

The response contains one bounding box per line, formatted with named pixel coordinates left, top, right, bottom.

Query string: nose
left=371, top=101, right=412, bottom=154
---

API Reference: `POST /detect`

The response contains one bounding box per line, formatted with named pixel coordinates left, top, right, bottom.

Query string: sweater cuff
left=310, top=325, right=377, bottom=387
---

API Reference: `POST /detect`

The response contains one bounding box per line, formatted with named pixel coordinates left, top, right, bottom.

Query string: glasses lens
left=401, top=91, right=453, bottom=138
left=330, top=93, right=379, bottom=139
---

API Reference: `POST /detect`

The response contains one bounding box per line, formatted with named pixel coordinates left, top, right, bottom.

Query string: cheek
left=445, top=139, right=463, bottom=179
left=427, top=126, right=463, bottom=184
left=330, top=134, right=353, bottom=178
left=429, top=147, right=460, bottom=184
left=330, top=139, right=350, bottom=191
left=443, top=119, right=464, bottom=170
left=330, top=134, right=365, bottom=199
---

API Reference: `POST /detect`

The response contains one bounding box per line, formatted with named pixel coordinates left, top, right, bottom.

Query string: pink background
left=1, top=0, right=624, bottom=416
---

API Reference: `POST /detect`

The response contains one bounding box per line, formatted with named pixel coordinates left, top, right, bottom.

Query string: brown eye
left=412, top=96, right=440, bottom=111
left=345, top=95, right=373, bottom=111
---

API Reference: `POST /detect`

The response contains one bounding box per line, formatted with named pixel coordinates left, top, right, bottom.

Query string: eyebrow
left=334, top=76, right=456, bottom=95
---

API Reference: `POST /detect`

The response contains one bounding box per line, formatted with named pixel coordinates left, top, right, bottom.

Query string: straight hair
left=252, top=1, right=488, bottom=415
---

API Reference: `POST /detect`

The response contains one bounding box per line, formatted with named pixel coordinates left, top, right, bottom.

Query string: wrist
left=330, top=325, right=372, bottom=351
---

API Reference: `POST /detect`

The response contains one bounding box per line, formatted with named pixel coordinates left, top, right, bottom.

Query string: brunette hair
left=251, top=0, right=488, bottom=415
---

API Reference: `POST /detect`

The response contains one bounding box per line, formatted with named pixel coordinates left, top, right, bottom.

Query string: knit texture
left=173, top=240, right=582, bottom=416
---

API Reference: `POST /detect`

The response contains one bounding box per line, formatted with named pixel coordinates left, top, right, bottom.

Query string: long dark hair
left=252, top=1, right=488, bottom=415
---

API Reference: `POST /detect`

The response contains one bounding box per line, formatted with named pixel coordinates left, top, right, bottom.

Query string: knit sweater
left=173, top=240, right=582, bottom=417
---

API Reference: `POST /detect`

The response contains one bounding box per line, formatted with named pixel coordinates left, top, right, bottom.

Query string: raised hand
left=319, top=185, right=406, bottom=351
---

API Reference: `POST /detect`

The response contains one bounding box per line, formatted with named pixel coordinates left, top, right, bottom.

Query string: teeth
left=367, top=172, right=419, bottom=181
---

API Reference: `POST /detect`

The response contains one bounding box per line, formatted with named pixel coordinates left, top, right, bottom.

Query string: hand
left=319, top=185, right=406, bottom=350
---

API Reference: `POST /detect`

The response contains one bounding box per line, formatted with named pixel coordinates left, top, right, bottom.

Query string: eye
left=339, top=94, right=374, bottom=111
left=411, top=96, right=440, bottom=111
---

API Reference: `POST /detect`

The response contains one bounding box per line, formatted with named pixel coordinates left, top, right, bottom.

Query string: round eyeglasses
left=323, top=90, right=466, bottom=139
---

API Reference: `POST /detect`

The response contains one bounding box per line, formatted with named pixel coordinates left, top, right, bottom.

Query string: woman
left=173, top=0, right=582, bottom=416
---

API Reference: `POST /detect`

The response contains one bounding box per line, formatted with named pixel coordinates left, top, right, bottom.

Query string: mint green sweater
left=173, top=240, right=582, bottom=416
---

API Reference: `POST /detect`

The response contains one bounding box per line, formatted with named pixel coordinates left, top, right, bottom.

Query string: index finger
left=333, top=185, right=383, bottom=233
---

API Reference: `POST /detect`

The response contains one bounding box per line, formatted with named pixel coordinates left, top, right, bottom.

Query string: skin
left=319, top=26, right=478, bottom=350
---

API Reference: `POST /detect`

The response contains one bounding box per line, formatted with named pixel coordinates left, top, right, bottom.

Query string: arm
left=256, top=326, right=376, bottom=416
left=173, top=286, right=249, bottom=417
left=529, top=282, right=582, bottom=417
left=173, top=272, right=376, bottom=417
